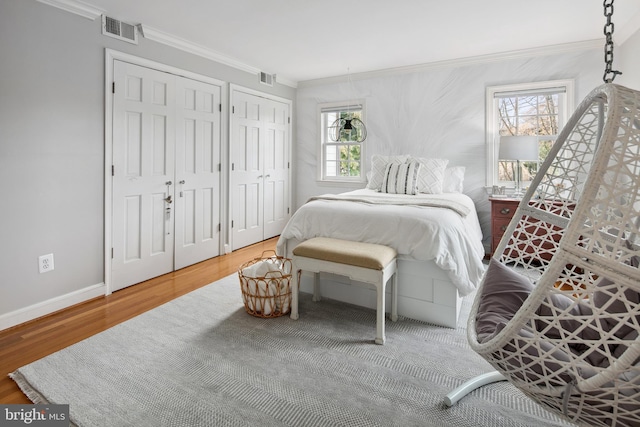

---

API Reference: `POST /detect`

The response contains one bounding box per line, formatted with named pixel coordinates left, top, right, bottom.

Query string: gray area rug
left=11, top=274, right=571, bottom=427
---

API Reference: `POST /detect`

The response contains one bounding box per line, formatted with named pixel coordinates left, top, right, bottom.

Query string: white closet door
left=111, top=59, right=223, bottom=290
left=174, top=78, right=222, bottom=270
left=231, top=91, right=264, bottom=250
left=111, top=60, right=175, bottom=292
left=263, top=98, right=290, bottom=239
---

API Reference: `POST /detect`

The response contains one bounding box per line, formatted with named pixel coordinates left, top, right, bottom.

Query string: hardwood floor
left=0, top=237, right=278, bottom=404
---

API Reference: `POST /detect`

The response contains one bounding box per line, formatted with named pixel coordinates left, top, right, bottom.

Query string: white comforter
left=276, top=189, right=485, bottom=296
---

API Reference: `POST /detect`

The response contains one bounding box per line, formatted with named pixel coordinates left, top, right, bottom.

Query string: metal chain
left=603, top=0, right=622, bottom=83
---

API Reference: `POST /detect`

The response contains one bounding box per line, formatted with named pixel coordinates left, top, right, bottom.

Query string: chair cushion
left=475, top=259, right=534, bottom=343
left=292, top=237, right=396, bottom=270
left=476, top=256, right=640, bottom=369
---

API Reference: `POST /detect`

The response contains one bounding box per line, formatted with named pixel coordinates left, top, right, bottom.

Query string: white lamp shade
left=499, top=135, right=539, bottom=161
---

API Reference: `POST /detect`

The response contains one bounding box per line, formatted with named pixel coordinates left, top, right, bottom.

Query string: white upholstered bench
left=290, top=237, right=398, bottom=345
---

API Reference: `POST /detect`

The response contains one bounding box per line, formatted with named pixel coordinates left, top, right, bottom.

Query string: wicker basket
left=238, top=251, right=293, bottom=318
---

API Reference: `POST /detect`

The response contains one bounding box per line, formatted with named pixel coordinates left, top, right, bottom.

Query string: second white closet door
left=230, top=90, right=290, bottom=250
left=231, top=91, right=264, bottom=250
left=262, top=98, right=291, bottom=239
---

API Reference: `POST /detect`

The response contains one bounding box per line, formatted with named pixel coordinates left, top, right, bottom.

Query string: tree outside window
left=319, top=103, right=365, bottom=182
left=497, top=94, right=559, bottom=183
left=486, top=80, right=573, bottom=189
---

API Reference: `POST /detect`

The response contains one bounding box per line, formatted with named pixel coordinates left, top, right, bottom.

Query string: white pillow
left=442, top=166, right=465, bottom=193
left=366, top=154, right=410, bottom=190
left=380, top=161, right=421, bottom=195
left=411, top=157, right=449, bottom=194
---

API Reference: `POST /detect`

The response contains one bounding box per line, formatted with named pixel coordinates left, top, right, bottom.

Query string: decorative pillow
left=380, top=161, right=421, bottom=195
left=410, top=157, right=449, bottom=194
left=442, top=166, right=465, bottom=193
left=366, top=155, right=409, bottom=191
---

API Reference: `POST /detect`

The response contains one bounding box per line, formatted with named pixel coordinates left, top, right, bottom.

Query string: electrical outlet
left=39, top=253, right=55, bottom=273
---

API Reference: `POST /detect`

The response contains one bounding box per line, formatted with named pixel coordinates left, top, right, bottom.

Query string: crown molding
left=141, top=26, right=297, bottom=89
left=271, top=75, right=297, bottom=89
left=142, top=26, right=258, bottom=75
left=35, top=0, right=298, bottom=88
left=299, top=39, right=604, bottom=88
left=36, top=0, right=103, bottom=20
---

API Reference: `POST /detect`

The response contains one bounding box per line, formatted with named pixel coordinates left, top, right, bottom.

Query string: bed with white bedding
left=276, top=188, right=486, bottom=328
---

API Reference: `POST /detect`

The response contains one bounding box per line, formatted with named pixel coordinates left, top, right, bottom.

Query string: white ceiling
left=80, top=0, right=640, bottom=84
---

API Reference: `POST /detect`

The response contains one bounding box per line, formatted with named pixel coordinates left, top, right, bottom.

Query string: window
left=318, top=102, right=365, bottom=182
left=485, top=80, right=574, bottom=189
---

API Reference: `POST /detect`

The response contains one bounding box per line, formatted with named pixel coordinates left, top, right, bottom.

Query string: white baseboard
left=0, top=283, right=106, bottom=332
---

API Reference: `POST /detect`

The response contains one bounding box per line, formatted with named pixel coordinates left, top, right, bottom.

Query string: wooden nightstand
left=489, top=197, right=520, bottom=255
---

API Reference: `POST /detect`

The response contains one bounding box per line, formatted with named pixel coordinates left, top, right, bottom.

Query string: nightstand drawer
left=489, top=197, right=520, bottom=256
left=492, top=201, right=517, bottom=219
left=492, top=217, right=511, bottom=240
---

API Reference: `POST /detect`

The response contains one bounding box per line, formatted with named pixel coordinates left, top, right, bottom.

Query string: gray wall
left=0, top=0, right=295, bottom=322
left=294, top=48, right=607, bottom=252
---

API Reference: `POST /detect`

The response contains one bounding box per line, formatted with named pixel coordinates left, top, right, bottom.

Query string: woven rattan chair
left=446, top=84, right=640, bottom=427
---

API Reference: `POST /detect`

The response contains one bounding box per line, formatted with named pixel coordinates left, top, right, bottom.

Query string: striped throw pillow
left=381, top=161, right=421, bottom=195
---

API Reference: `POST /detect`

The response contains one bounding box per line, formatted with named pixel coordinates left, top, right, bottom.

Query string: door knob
left=165, top=195, right=173, bottom=204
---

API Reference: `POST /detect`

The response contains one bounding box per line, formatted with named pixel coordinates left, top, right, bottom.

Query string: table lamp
left=499, top=135, right=539, bottom=197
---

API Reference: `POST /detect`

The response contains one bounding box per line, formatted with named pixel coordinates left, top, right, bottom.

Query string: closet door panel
left=112, top=61, right=175, bottom=292
left=174, top=77, right=222, bottom=270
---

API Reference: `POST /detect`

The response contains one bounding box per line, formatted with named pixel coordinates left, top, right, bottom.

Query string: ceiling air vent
left=259, top=72, right=275, bottom=87
left=102, top=15, right=138, bottom=44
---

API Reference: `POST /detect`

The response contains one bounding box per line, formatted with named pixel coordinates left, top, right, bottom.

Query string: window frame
left=485, top=79, right=574, bottom=190
left=317, top=101, right=367, bottom=184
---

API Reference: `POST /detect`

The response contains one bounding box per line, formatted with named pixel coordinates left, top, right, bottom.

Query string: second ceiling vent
left=260, top=72, right=276, bottom=87
left=102, top=15, right=138, bottom=44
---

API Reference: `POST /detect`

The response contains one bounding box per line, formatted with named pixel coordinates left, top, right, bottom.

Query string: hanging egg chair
left=448, top=83, right=640, bottom=426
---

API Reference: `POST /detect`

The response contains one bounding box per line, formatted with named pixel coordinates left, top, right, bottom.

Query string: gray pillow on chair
left=475, top=259, right=534, bottom=343
left=475, top=259, right=592, bottom=344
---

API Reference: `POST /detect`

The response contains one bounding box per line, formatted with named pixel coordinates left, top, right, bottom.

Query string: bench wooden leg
left=375, top=279, right=386, bottom=345
left=391, top=271, right=398, bottom=322
left=312, top=272, right=321, bottom=302
left=290, top=269, right=299, bottom=320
